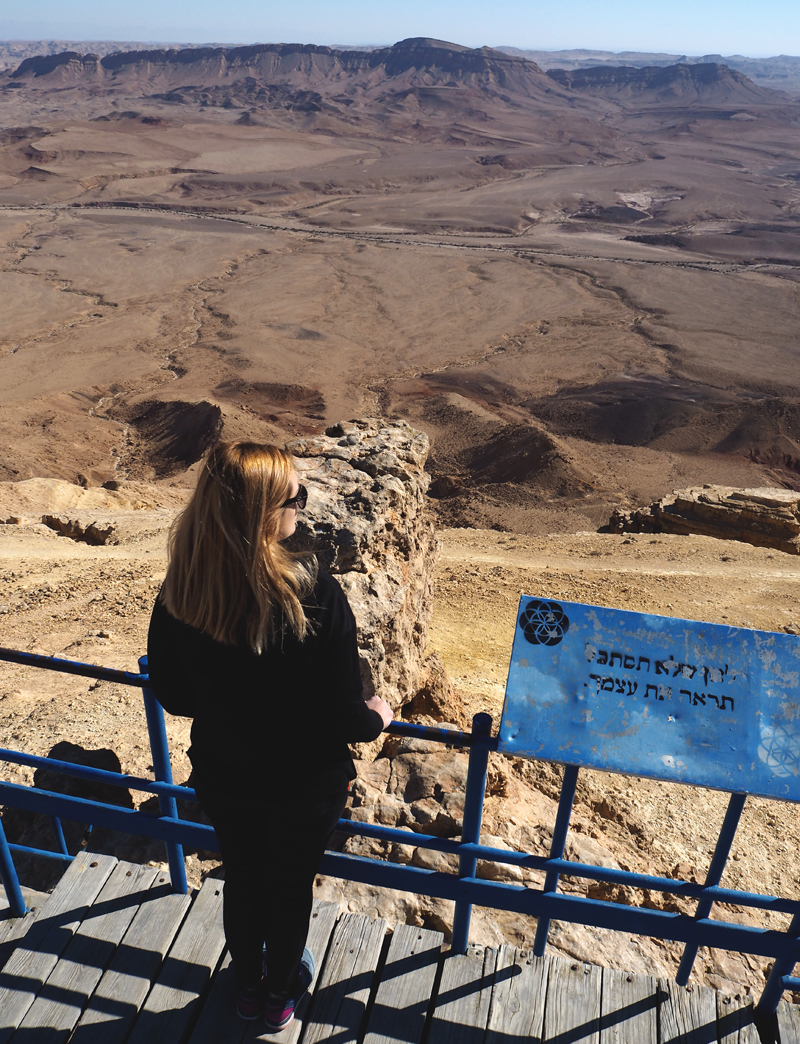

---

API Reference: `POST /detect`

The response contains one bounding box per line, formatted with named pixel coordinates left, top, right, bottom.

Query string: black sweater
left=146, top=570, right=384, bottom=794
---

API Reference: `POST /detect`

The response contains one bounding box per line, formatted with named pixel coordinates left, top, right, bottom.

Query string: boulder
left=287, top=419, right=438, bottom=713
left=608, top=485, right=800, bottom=554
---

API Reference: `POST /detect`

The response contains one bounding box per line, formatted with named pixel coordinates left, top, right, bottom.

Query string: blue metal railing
left=0, top=645, right=799, bottom=1014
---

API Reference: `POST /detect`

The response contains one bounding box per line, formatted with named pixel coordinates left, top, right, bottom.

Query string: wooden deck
left=0, top=851, right=796, bottom=1044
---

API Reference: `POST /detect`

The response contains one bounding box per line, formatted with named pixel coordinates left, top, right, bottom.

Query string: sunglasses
left=280, top=484, right=308, bottom=511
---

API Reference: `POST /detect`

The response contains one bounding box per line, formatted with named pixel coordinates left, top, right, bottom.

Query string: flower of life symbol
left=758, top=723, right=800, bottom=779
left=519, top=599, right=570, bottom=647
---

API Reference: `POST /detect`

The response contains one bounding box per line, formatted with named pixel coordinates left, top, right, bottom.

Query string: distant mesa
left=8, top=37, right=567, bottom=107
left=390, top=37, right=472, bottom=53
left=546, top=62, right=782, bottom=105
left=9, top=38, right=788, bottom=127
left=10, top=37, right=541, bottom=80
left=0, top=38, right=188, bottom=74
left=6, top=38, right=797, bottom=118
left=500, top=46, right=800, bottom=94
left=12, top=50, right=102, bottom=78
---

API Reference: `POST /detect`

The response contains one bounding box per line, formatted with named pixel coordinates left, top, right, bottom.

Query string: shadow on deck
left=0, top=852, right=795, bottom=1044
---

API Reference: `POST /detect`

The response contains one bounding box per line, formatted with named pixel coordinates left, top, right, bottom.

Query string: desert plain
left=1, top=38, right=800, bottom=996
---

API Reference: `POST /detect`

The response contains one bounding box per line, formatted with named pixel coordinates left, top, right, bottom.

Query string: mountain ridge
left=500, top=45, right=800, bottom=94
left=6, top=37, right=587, bottom=130
left=546, top=62, right=789, bottom=105
left=10, top=39, right=790, bottom=115
left=11, top=38, right=547, bottom=85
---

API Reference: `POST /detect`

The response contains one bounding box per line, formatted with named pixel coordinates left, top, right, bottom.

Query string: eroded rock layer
left=609, top=485, right=800, bottom=554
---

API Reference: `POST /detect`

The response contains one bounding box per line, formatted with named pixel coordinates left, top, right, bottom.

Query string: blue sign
left=499, top=597, right=800, bottom=801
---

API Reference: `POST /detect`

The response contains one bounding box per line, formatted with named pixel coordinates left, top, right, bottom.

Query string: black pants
left=196, top=777, right=349, bottom=995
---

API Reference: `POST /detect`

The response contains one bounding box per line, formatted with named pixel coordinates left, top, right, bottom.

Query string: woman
left=146, top=441, right=392, bottom=1031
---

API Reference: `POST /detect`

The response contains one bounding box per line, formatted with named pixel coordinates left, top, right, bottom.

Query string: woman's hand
left=365, top=695, right=393, bottom=730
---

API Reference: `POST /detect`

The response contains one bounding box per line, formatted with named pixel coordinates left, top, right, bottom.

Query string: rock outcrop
left=0, top=478, right=186, bottom=545
left=37, top=511, right=177, bottom=546
left=608, top=485, right=800, bottom=554
left=287, top=419, right=439, bottom=714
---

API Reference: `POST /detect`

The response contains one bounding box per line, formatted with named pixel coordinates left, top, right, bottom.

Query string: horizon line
left=0, top=37, right=797, bottom=63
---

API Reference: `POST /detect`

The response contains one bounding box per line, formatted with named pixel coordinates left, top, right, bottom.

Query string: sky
left=2, top=0, right=800, bottom=58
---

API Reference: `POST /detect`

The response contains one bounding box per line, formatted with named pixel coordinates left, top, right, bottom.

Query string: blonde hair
left=161, top=441, right=316, bottom=651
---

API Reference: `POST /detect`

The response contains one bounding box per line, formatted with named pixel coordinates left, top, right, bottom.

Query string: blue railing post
left=759, top=914, right=800, bottom=1015
left=451, top=712, right=493, bottom=953
left=533, top=762, right=580, bottom=957
left=49, top=817, right=69, bottom=856
left=0, top=812, right=27, bottom=917
left=676, top=791, right=747, bottom=986
left=138, top=656, right=188, bottom=895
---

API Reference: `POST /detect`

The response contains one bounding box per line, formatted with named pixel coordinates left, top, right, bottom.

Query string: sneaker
left=263, top=994, right=295, bottom=1034
left=236, top=983, right=263, bottom=1020
left=263, top=948, right=315, bottom=1033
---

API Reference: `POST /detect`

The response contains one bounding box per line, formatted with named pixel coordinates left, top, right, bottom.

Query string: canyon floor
left=2, top=40, right=800, bottom=538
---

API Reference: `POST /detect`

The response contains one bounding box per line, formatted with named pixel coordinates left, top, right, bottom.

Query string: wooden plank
left=600, top=967, right=658, bottom=1044
left=191, top=901, right=342, bottom=1044
left=0, top=910, right=45, bottom=974
left=777, top=1000, right=800, bottom=1044
left=189, top=951, right=246, bottom=1044
left=13, top=860, right=158, bottom=1043
left=428, top=944, right=498, bottom=1044
left=363, top=923, right=444, bottom=1044
left=302, top=912, right=387, bottom=1044
left=0, top=851, right=117, bottom=1044
left=717, top=992, right=760, bottom=1044
left=544, top=956, right=601, bottom=1044
left=486, top=945, right=548, bottom=1044
left=246, top=899, right=340, bottom=1044
left=0, top=889, right=48, bottom=972
left=659, top=978, right=718, bottom=1044
left=71, top=876, right=192, bottom=1044
left=125, top=876, right=226, bottom=1044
